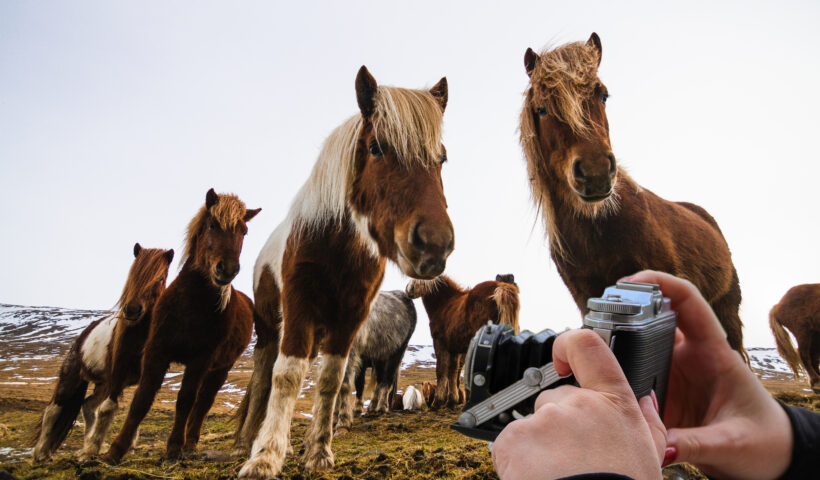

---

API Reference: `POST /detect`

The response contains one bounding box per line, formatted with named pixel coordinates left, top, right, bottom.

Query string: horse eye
left=601, top=93, right=609, bottom=105
left=536, top=107, right=548, bottom=117
left=208, top=223, right=216, bottom=231
left=440, top=152, right=447, bottom=164
left=369, top=142, right=383, bottom=157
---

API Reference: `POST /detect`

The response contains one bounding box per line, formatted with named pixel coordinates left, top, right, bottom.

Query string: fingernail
left=650, top=390, right=659, bottom=414
left=662, top=446, right=677, bottom=467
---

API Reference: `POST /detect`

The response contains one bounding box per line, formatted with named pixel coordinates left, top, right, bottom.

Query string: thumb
left=638, top=394, right=666, bottom=464
left=666, top=424, right=733, bottom=468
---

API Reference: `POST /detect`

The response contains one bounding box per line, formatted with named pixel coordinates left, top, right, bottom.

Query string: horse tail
left=32, top=343, right=89, bottom=461
left=769, top=305, right=802, bottom=380
left=492, top=283, right=520, bottom=334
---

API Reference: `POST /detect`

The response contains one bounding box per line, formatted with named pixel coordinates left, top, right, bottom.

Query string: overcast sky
left=2, top=1, right=819, bottom=348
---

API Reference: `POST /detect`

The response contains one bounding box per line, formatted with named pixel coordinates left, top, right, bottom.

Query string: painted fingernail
left=650, top=390, right=659, bottom=414
left=662, top=446, right=677, bottom=467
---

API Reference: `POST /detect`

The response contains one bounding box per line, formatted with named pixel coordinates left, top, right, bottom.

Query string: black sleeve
left=779, top=403, right=820, bottom=479
left=557, top=475, right=634, bottom=480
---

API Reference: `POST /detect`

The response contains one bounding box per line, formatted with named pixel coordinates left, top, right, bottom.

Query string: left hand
left=492, top=329, right=667, bottom=480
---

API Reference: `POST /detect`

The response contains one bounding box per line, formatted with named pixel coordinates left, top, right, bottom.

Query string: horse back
left=773, top=284, right=820, bottom=332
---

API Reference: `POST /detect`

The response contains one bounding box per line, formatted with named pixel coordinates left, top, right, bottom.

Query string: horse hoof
left=100, top=453, right=121, bottom=465
left=164, top=446, right=183, bottom=461
left=334, top=426, right=350, bottom=437
left=238, top=454, right=282, bottom=479
left=302, top=449, right=334, bottom=472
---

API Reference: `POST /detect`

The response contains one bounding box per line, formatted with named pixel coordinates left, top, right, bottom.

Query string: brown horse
left=520, top=33, right=748, bottom=363
left=32, top=244, right=173, bottom=462
left=102, top=189, right=260, bottom=464
left=406, top=274, right=520, bottom=408
left=236, top=66, right=453, bottom=478
left=770, top=284, right=820, bottom=392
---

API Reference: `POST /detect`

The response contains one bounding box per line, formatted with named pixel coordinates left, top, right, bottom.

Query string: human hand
left=492, top=328, right=666, bottom=480
left=623, top=270, right=793, bottom=480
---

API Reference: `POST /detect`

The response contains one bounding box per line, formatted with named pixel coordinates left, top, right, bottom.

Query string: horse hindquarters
left=710, top=267, right=749, bottom=365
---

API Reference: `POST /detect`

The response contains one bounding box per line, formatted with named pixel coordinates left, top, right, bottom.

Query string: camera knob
left=588, top=298, right=641, bottom=315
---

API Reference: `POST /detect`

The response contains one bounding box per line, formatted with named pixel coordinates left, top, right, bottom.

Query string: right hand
left=622, top=271, right=793, bottom=480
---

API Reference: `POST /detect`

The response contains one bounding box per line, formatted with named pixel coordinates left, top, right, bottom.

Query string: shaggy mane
left=290, top=85, right=444, bottom=232
left=408, top=275, right=461, bottom=298
left=117, top=248, right=171, bottom=310
left=181, top=193, right=248, bottom=266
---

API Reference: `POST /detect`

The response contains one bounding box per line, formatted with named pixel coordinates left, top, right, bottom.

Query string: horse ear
left=244, top=208, right=261, bottom=222
left=524, top=48, right=538, bottom=77
left=164, top=249, right=175, bottom=263
left=429, top=77, right=448, bottom=112
left=133, top=243, right=142, bottom=258
left=587, top=32, right=602, bottom=67
left=356, top=65, right=378, bottom=118
left=206, top=188, right=219, bottom=209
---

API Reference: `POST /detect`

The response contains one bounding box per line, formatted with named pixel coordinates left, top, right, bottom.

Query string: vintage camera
left=452, top=281, right=676, bottom=442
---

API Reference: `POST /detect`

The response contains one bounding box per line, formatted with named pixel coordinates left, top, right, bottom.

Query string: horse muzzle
left=397, top=219, right=454, bottom=279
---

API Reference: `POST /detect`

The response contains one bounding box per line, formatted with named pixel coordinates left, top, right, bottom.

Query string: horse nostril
left=216, top=261, right=224, bottom=274
left=411, top=223, right=425, bottom=251
left=573, top=160, right=587, bottom=183
left=608, top=154, right=616, bottom=176
left=124, top=304, right=142, bottom=318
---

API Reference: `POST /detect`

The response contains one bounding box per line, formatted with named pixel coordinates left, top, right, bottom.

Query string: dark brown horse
left=406, top=274, right=520, bottom=408
left=102, top=189, right=259, bottom=464
left=770, top=284, right=820, bottom=392
left=236, top=66, right=453, bottom=478
left=521, top=33, right=748, bottom=363
left=32, top=244, right=173, bottom=462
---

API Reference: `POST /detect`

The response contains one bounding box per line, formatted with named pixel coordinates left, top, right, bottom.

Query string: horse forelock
left=117, top=248, right=170, bottom=310
left=527, top=41, right=601, bottom=137
left=181, top=193, right=248, bottom=266
left=371, top=86, right=444, bottom=168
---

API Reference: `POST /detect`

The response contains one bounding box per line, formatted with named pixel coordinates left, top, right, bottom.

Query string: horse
left=401, top=385, right=424, bottom=411
left=101, top=189, right=260, bottom=464
left=770, top=284, right=820, bottom=393
left=32, top=243, right=174, bottom=462
left=520, top=33, right=748, bottom=363
left=235, top=66, right=453, bottom=478
left=406, top=274, right=520, bottom=408
left=334, top=289, right=417, bottom=432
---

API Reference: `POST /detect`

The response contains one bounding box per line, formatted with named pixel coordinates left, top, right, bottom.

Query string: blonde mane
left=290, top=85, right=444, bottom=232
left=117, top=248, right=170, bottom=309
left=520, top=41, right=624, bottom=260
left=407, top=275, right=461, bottom=298
left=181, top=193, right=248, bottom=266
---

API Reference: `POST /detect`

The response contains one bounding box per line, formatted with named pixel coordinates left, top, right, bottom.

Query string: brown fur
left=407, top=275, right=520, bottom=408
left=102, top=190, right=259, bottom=464
left=770, top=284, right=820, bottom=392
left=236, top=68, right=453, bottom=477
left=32, top=245, right=173, bottom=462
left=521, top=34, right=747, bottom=363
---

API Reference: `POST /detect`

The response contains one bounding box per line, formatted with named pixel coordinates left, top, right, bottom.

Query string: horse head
left=184, top=188, right=260, bottom=288
left=523, top=33, right=617, bottom=212
left=119, top=243, right=174, bottom=324
left=350, top=67, right=454, bottom=279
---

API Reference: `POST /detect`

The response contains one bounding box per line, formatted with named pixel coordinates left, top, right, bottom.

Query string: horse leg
left=238, top=331, right=313, bottom=479
left=353, top=364, right=366, bottom=415
left=103, top=353, right=169, bottom=464
left=445, top=353, right=460, bottom=407
left=76, top=384, right=107, bottom=460
left=432, top=342, right=450, bottom=409
left=234, top=306, right=282, bottom=456
left=336, top=351, right=360, bottom=431
left=382, top=352, right=403, bottom=412
left=165, top=358, right=210, bottom=459
left=371, top=361, right=390, bottom=414
left=183, top=367, right=231, bottom=453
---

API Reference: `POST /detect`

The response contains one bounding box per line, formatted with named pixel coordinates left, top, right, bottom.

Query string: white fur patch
left=218, top=285, right=231, bottom=312
left=402, top=385, right=424, bottom=411
left=81, top=315, right=117, bottom=377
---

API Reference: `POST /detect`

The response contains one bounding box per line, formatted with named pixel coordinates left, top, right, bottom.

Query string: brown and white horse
left=770, top=284, right=820, bottom=392
left=521, top=33, right=748, bottom=363
left=102, top=189, right=259, bottom=464
left=236, top=66, right=453, bottom=478
left=406, top=274, right=520, bottom=408
left=32, top=244, right=173, bottom=462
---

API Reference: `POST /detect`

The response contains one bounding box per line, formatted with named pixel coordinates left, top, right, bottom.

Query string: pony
left=102, top=189, right=259, bottom=464
left=406, top=274, right=520, bottom=408
left=520, top=33, right=748, bottom=363
left=401, top=385, right=424, bottom=411
left=235, top=66, right=453, bottom=478
left=32, top=243, right=173, bottom=462
left=334, top=289, right=417, bottom=432
left=769, top=284, right=820, bottom=392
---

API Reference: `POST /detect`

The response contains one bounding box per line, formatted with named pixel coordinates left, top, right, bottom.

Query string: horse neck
left=178, top=260, right=229, bottom=304
left=421, top=278, right=465, bottom=314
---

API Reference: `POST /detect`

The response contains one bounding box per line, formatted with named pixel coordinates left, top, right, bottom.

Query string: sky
left=1, top=0, right=819, bottom=348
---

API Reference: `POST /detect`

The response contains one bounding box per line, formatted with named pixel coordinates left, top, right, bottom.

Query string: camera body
left=452, top=281, right=676, bottom=442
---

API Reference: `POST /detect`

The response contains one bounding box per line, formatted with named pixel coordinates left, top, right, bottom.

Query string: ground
left=0, top=305, right=817, bottom=479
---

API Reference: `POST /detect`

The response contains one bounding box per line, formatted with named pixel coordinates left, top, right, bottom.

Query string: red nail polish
left=650, top=390, right=659, bottom=414
left=662, top=446, right=677, bottom=467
